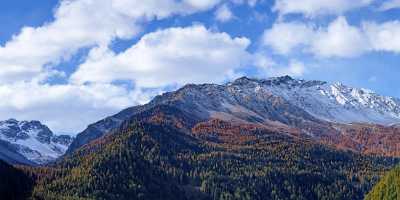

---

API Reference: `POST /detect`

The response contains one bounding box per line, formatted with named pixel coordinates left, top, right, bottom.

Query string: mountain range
left=1, top=76, right=400, bottom=199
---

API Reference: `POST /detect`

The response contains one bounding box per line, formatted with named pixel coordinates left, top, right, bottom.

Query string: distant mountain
left=67, top=76, right=400, bottom=155
left=0, top=119, right=73, bottom=164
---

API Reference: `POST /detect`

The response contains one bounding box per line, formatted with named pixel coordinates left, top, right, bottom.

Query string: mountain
left=4, top=76, right=400, bottom=199
left=365, top=166, right=400, bottom=200
left=0, top=119, right=73, bottom=164
left=67, top=76, right=400, bottom=156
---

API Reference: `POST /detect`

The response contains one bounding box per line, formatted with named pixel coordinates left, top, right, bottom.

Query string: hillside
left=365, top=166, right=400, bottom=200
left=68, top=76, right=400, bottom=157
left=0, top=160, right=33, bottom=200
left=24, top=107, right=399, bottom=199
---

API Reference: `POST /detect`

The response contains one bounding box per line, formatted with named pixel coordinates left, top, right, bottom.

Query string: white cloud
left=262, top=22, right=314, bottom=55
left=0, top=0, right=137, bottom=83
left=273, top=0, right=374, bottom=17
left=263, top=16, right=400, bottom=58
left=0, top=0, right=222, bottom=84
left=112, top=0, right=222, bottom=19
left=71, top=25, right=251, bottom=88
left=379, top=0, right=400, bottom=11
left=310, top=17, right=368, bottom=58
left=215, top=4, right=234, bottom=22
left=184, top=0, right=223, bottom=10
left=363, top=20, right=400, bottom=53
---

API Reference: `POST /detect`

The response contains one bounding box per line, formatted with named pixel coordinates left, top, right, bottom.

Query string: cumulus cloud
left=215, top=4, right=235, bottom=22
left=1, top=23, right=251, bottom=133
left=310, top=17, right=368, bottom=58
left=273, top=0, right=374, bottom=17
left=262, top=16, right=400, bottom=58
left=71, top=25, right=251, bottom=87
left=0, top=0, right=222, bottom=83
left=363, top=20, right=400, bottom=53
left=379, top=0, right=400, bottom=11
left=262, top=22, right=314, bottom=55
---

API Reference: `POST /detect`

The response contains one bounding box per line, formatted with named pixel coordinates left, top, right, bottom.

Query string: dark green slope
left=0, top=160, right=33, bottom=200
left=31, top=123, right=193, bottom=200
left=365, top=166, right=400, bottom=200
left=25, top=114, right=398, bottom=200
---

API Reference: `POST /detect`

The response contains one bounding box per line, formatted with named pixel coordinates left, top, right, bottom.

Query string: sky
left=0, top=0, right=399, bottom=134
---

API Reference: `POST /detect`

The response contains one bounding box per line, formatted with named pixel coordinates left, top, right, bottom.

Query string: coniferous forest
left=2, top=118, right=398, bottom=200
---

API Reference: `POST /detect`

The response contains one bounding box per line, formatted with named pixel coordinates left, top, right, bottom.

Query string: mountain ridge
left=67, top=75, right=400, bottom=155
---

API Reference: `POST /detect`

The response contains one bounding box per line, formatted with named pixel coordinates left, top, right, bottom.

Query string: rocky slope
left=247, top=76, right=400, bottom=125
left=0, top=119, right=73, bottom=164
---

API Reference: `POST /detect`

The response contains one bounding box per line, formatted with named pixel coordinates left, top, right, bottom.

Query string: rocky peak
left=230, top=76, right=327, bottom=89
left=0, top=119, right=74, bottom=164
left=230, top=76, right=259, bottom=86
left=269, top=75, right=295, bottom=84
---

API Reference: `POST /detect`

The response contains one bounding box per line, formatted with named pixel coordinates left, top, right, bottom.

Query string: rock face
left=67, top=76, right=400, bottom=155
left=0, top=119, right=73, bottom=164
left=245, top=76, right=400, bottom=125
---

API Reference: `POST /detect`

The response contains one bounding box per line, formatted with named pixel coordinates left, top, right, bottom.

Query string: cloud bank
left=262, top=17, right=400, bottom=58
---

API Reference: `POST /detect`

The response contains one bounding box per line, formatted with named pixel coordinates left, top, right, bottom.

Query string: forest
left=1, top=118, right=397, bottom=200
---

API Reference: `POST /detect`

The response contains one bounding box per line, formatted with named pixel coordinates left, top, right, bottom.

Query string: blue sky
left=0, top=0, right=399, bottom=133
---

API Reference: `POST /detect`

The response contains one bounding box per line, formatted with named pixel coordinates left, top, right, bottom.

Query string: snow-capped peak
left=0, top=119, right=73, bottom=164
left=228, top=76, right=400, bottom=125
